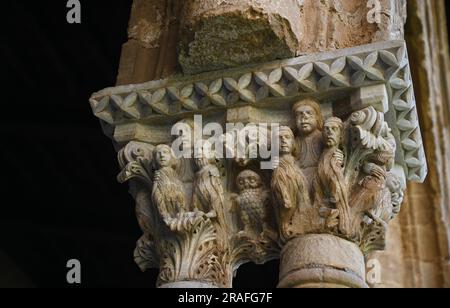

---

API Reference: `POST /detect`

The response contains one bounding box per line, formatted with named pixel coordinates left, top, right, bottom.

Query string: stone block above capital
left=351, top=84, right=389, bottom=114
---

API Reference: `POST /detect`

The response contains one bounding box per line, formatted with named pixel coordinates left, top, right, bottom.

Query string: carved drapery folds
left=118, top=141, right=279, bottom=288
left=92, top=41, right=426, bottom=288
left=91, top=41, right=426, bottom=181
left=115, top=100, right=406, bottom=287
left=267, top=103, right=403, bottom=254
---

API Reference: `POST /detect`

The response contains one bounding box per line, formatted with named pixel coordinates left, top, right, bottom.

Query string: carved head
left=323, top=117, right=344, bottom=148
left=154, top=145, right=176, bottom=169
left=386, top=173, right=405, bottom=215
left=237, top=170, right=262, bottom=191
left=293, top=99, right=324, bottom=136
left=172, top=118, right=195, bottom=153
left=279, top=126, right=296, bottom=155
left=194, top=140, right=216, bottom=170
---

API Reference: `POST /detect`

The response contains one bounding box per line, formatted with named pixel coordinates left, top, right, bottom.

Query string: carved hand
left=364, top=163, right=386, bottom=180
left=206, top=210, right=217, bottom=219
left=284, top=199, right=293, bottom=210
left=319, top=207, right=332, bottom=218
left=332, top=150, right=345, bottom=168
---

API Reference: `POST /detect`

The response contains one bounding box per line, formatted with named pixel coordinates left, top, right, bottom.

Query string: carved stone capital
left=91, top=40, right=427, bottom=288
left=117, top=141, right=279, bottom=288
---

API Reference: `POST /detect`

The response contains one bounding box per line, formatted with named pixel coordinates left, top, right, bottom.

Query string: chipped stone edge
left=89, top=40, right=427, bottom=183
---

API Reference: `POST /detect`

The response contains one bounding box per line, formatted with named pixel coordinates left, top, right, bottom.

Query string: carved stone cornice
left=91, top=40, right=426, bottom=183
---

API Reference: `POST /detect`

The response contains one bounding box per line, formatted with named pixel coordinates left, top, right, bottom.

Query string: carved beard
left=193, top=164, right=227, bottom=241
left=295, top=129, right=324, bottom=169
left=317, top=147, right=342, bottom=202
left=152, top=167, right=186, bottom=220
left=317, top=146, right=353, bottom=236
left=271, top=155, right=311, bottom=241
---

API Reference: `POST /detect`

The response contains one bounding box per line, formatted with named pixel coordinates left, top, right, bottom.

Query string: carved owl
left=233, top=170, right=270, bottom=236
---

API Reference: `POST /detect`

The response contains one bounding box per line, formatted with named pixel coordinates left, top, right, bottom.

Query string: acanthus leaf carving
left=265, top=99, right=405, bottom=256
left=116, top=136, right=283, bottom=287
left=111, top=97, right=415, bottom=287
left=92, top=41, right=428, bottom=288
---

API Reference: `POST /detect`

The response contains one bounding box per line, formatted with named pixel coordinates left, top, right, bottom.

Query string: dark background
left=1, top=1, right=279, bottom=288
left=2, top=1, right=450, bottom=288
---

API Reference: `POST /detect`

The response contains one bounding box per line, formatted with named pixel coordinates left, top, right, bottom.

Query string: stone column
left=279, top=235, right=368, bottom=288
left=90, top=0, right=427, bottom=288
left=369, top=0, right=450, bottom=288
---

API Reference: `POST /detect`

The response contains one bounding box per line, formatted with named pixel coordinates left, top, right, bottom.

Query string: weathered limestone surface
left=117, top=0, right=184, bottom=85
left=180, top=0, right=408, bottom=74
left=179, top=0, right=304, bottom=75
left=117, top=0, right=409, bottom=81
left=279, top=235, right=368, bottom=288
left=370, top=0, right=450, bottom=288
left=92, top=39, right=428, bottom=286
left=90, top=0, right=446, bottom=288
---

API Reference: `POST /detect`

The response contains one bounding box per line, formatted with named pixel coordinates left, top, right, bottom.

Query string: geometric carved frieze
left=91, top=40, right=427, bottom=183
left=90, top=39, right=430, bottom=288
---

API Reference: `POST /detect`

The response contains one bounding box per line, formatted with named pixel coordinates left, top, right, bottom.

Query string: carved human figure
left=172, top=118, right=197, bottom=180
left=232, top=170, right=270, bottom=236
left=364, top=170, right=403, bottom=236
left=316, top=117, right=352, bottom=236
left=386, top=172, right=405, bottom=217
left=348, top=107, right=395, bottom=188
left=359, top=170, right=405, bottom=254
left=192, top=142, right=228, bottom=245
left=172, top=118, right=197, bottom=208
left=360, top=125, right=395, bottom=191
left=293, top=99, right=324, bottom=184
left=271, top=126, right=311, bottom=242
left=152, top=145, right=186, bottom=227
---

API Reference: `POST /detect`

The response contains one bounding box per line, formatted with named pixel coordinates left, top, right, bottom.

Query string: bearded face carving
left=271, top=126, right=312, bottom=242
left=316, top=117, right=352, bottom=236
left=293, top=99, right=324, bottom=173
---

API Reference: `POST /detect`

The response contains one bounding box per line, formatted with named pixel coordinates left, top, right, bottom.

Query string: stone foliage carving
left=118, top=140, right=279, bottom=288
left=97, top=40, right=430, bottom=287
left=115, top=91, right=412, bottom=286
left=266, top=99, right=405, bottom=255
left=91, top=41, right=426, bottom=183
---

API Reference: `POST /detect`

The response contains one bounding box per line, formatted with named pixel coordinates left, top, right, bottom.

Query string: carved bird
left=232, top=170, right=270, bottom=236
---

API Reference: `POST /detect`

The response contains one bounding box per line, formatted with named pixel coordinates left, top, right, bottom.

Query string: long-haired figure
left=192, top=141, right=228, bottom=246
left=316, top=117, right=352, bottom=236
left=271, top=126, right=311, bottom=242
left=152, top=144, right=186, bottom=226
